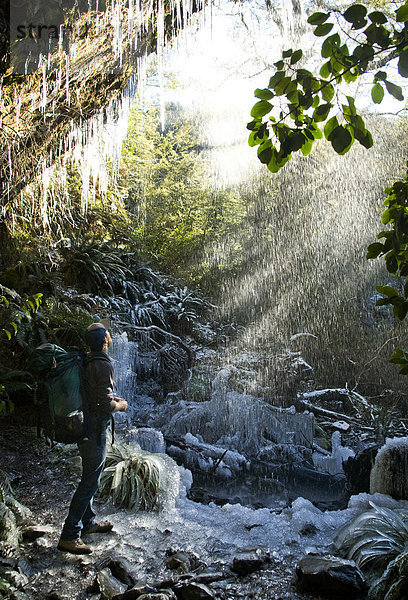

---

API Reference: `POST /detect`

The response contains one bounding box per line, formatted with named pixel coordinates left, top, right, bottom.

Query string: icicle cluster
left=2, top=0, right=207, bottom=225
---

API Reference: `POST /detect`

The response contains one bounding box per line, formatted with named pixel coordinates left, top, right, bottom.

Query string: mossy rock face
left=368, top=552, right=408, bottom=600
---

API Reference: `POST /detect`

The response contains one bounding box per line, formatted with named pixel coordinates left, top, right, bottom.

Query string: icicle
left=40, top=160, right=50, bottom=228
left=40, top=57, right=47, bottom=113
left=15, top=93, right=21, bottom=132
left=7, top=146, right=12, bottom=180
left=65, top=53, right=70, bottom=105
left=157, top=0, right=166, bottom=130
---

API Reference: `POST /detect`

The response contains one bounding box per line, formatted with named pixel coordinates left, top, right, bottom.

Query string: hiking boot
left=82, top=520, right=113, bottom=535
left=57, top=537, right=92, bottom=554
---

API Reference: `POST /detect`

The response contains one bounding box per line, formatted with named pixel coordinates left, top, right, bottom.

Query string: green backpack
left=31, top=343, right=87, bottom=444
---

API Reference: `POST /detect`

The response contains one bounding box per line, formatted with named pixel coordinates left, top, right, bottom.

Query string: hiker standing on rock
left=58, top=320, right=128, bottom=555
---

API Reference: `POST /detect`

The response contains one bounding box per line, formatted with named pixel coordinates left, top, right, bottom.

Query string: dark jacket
left=84, top=351, right=116, bottom=419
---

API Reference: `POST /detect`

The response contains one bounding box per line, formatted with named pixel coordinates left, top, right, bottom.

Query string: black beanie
left=85, top=323, right=106, bottom=351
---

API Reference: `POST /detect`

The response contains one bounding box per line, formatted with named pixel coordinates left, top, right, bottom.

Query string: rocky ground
left=0, top=411, right=313, bottom=600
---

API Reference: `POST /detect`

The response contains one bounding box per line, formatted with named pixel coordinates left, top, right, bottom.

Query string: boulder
left=295, top=554, right=367, bottom=599
left=343, top=445, right=378, bottom=497
left=165, top=550, right=201, bottom=574
left=231, top=547, right=270, bottom=576
left=96, top=568, right=128, bottom=600
left=174, top=581, right=215, bottom=599
left=108, top=557, right=138, bottom=587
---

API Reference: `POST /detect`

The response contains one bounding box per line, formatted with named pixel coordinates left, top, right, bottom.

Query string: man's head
left=85, top=319, right=112, bottom=351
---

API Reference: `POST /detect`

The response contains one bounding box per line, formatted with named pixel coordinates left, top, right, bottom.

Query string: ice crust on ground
left=95, top=458, right=402, bottom=585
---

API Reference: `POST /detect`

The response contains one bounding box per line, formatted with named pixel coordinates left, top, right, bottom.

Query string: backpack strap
left=84, top=353, right=116, bottom=446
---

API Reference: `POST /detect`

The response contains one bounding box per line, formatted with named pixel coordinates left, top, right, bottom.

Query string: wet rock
left=295, top=554, right=367, bottom=599
left=174, top=581, right=215, bottom=599
left=231, top=547, right=270, bottom=576
left=165, top=550, right=201, bottom=573
left=135, top=593, right=176, bottom=600
left=368, top=551, right=408, bottom=600
left=343, top=445, right=378, bottom=497
left=96, top=568, right=128, bottom=599
left=22, top=524, right=54, bottom=541
left=113, top=584, right=159, bottom=600
left=108, top=557, right=138, bottom=587
left=299, top=523, right=319, bottom=536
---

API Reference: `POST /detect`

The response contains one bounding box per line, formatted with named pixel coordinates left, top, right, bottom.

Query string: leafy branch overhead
left=247, top=2, right=408, bottom=173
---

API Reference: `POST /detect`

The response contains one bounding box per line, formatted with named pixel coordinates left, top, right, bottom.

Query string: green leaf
left=268, top=70, right=285, bottom=89
left=282, top=48, right=293, bottom=58
left=321, top=83, right=334, bottom=102
left=354, top=127, right=373, bottom=149
left=307, top=12, right=329, bottom=25
left=368, top=10, right=387, bottom=24
left=320, top=62, right=332, bottom=79
left=385, top=80, right=404, bottom=101
left=343, top=4, right=367, bottom=26
left=300, top=137, right=313, bottom=156
left=313, top=103, right=332, bottom=122
left=274, top=60, right=284, bottom=69
left=2, top=329, right=11, bottom=341
left=364, top=24, right=391, bottom=48
left=324, top=116, right=339, bottom=140
left=366, top=242, right=384, bottom=259
left=398, top=51, right=408, bottom=78
left=254, top=88, right=275, bottom=100
left=247, top=119, right=259, bottom=131
left=290, top=49, right=303, bottom=65
left=394, top=301, right=408, bottom=321
left=343, top=70, right=358, bottom=84
left=375, top=70, right=387, bottom=82
left=250, top=100, right=273, bottom=118
left=385, top=253, right=398, bottom=274
left=274, top=76, right=292, bottom=96
left=327, top=125, right=353, bottom=154
left=310, top=123, right=323, bottom=139
left=376, top=285, right=398, bottom=298
left=288, top=131, right=306, bottom=152
left=258, top=144, right=273, bottom=165
left=396, top=3, right=408, bottom=22
left=314, top=23, right=334, bottom=36
left=371, top=82, right=384, bottom=104
left=321, top=34, right=341, bottom=58
left=248, top=131, right=262, bottom=147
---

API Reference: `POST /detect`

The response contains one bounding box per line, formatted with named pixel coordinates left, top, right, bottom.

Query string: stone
left=231, top=547, right=270, bottom=576
left=22, top=524, right=54, bottom=541
left=343, top=445, right=378, bottom=497
left=295, top=554, right=367, bottom=599
left=108, top=557, right=138, bottom=587
left=165, top=550, right=201, bottom=574
left=174, top=582, right=215, bottom=600
left=112, top=585, right=160, bottom=600
left=136, top=594, right=176, bottom=600
left=96, top=568, right=128, bottom=600
left=368, top=551, right=408, bottom=600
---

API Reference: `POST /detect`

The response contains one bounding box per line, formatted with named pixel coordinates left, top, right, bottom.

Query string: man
left=58, top=320, right=128, bottom=554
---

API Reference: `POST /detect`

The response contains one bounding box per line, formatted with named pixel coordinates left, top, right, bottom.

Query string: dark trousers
left=61, top=418, right=107, bottom=540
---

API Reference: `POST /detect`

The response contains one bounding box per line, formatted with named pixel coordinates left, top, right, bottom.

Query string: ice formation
left=370, top=436, right=408, bottom=499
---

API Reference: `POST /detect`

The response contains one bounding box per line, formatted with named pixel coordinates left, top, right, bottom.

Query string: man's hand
left=113, top=398, right=128, bottom=412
